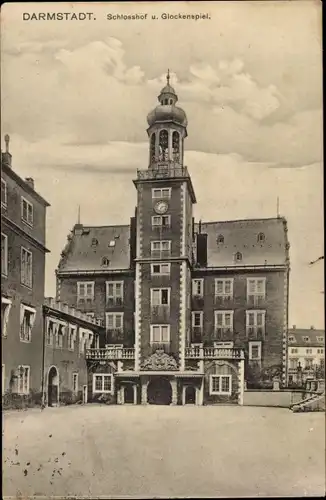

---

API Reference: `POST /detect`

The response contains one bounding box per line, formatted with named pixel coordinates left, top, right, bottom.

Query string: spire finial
left=77, top=205, right=81, bottom=225
left=167, top=69, right=170, bottom=85
left=4, top=134, right=10, bottom=153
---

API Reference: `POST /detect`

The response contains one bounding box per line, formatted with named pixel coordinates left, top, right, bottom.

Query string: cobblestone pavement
left=3, top=405, right=325, bottom=498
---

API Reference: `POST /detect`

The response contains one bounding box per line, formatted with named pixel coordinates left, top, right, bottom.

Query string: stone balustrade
left=44, top=297, right=102, bottom=326
left=185, top=345, right=244, bottom=360
left=86, top=347, right=135, bottom=360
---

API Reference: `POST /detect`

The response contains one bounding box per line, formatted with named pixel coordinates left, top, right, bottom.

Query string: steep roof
left=57, top=224, right=130, bottom=272
left=288, top=328, right=325, bottom=347
left=196, top=217, right=289, bottom=267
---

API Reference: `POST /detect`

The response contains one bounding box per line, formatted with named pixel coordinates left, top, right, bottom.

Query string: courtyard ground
left=2, top=404, right=325, bottom=498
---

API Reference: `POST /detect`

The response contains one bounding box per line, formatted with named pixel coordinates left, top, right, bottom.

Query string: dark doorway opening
left=147, top=377, right=172, bottom=405
left=48, top=366, right=59, bottom=407
left=124, top=385, right=134, bottom=404
left=185, top=386, right=196, bottom=404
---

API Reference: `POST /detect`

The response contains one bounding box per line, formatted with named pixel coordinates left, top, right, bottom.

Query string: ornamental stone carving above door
left=141, top=349, right=178, bottom=371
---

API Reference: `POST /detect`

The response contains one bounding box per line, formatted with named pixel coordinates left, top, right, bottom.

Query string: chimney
left=74, top=223, right=83, bottom=235
left=292, top=325, right=296, bottom=330
left=310, top=325, right=315, bottom=330
left=196, top=233, right=207, bottom=267
left=25, top=177, right=35, bottom=190
left=1, top=134, right=12, bottom=167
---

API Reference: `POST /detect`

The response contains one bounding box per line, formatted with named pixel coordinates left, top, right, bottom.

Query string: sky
left=1, top=1, right=324, bottom=328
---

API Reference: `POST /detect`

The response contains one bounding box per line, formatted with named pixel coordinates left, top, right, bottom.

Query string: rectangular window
left=215, top=278, right=233, bottom=299
left=192, top=279, right=204, bottom=297
left=192, top=311, right=203, bottom=328
left=151, top=288, right=170, bottom=307
left=151, top=240, right=171, bottom=256
left=150, top=325, right=170, bottom=344
left=17, top=365, right=30, bottom=395
left=1, top=178, right=7, bottom=207
left=316, top=336, right=324, bottom=342
left=214, top=311, right=234, bottom=338
left=1, top=297, right=12, bottom=337
left=106, top=281, right=123, bottom=306
left=21, top=247, right=32, bottom=288
left=289, top=358, right=298, bottom=369
left=93, top=374, right=113, bottom=394
left=46, top=318, right=57, bottom=346
left=246, top=310, right=266, bottom=339
left=306, top=348, right=313, bottom=354
left=73, top=373, right=78, bottom=393
left=247, top=278, right=266, bottom=305
left=77, top=282, right=95, bottom=305
left=20, top=305, right=36, bottom=343
left=151, top=263, right=171, bottom=276
left=288, top=335, right=295, bottom=342
left=21, top=197, right=33, bottom=226
left=305, top=358, right=313, bottom=369
left=151, top=215, right=171, bottom=228
left=152, top=188, right=171, bottom=199
left=68, top=324, right=77, bottom=350
left=291, top=348, right=298, bottom=354
left=1, top=233, right=8, bottom=276
left=249, top=341, right=262, bottom=361
left=210, top=375, right=232, bottom=395
left=56, top=323, right=66, bottom=348
left=303, top=336, right=310, bottom=342
left=106, top=313, right=124, bottom=332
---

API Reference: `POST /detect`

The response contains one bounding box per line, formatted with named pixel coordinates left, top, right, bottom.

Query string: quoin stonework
left=2, top=74, right=292, bottom=407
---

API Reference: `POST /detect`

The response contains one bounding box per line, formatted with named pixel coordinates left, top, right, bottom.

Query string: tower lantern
left=146, top=71, right=188, bottom=170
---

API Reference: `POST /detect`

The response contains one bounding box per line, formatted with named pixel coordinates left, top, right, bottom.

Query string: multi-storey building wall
left=287, top=326, right=325, bottom=386
left=1, top=137, right=50, bottom=403
left=43, top=298, right=103, bottom=406
left=56, top=74, right=290, bottom=405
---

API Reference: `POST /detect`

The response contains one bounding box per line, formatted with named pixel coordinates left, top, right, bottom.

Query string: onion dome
left=147, top=70, right=188, bottom=127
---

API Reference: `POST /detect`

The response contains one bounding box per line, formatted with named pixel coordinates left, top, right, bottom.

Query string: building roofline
left=1, top=161, right=51, bottom=207
left=199, top=216, right=287, bottom=225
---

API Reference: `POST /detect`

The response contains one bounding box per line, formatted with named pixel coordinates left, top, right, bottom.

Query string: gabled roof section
left=57, top=224, right=131, bottom=273
left=196, top=217, right=289, bottom=267
left=288, top=328, right=325, bottom=347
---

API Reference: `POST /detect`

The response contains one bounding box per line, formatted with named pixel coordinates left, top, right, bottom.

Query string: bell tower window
left=150, top=133, right=156, bottom=163
left=172, top=131, right=180, bottom=163
left=159, top=130, right=169, bottom=161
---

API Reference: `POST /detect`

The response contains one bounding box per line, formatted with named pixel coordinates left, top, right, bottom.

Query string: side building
left=287, top=326, right=325, bottom=386
left=1, top=136, right=50, bottom=404
left=55, top=76, right=290, bottom=405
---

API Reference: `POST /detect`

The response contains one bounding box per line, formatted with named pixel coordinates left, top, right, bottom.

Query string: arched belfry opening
left=146, top=70, right=188, bottom=170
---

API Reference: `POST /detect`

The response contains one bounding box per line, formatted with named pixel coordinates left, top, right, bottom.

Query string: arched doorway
left=185, top=386, right=196, bottom=404
left=147, top=377, right=172, bottom=405
left=48, top=366, right=59, bottom=407
left=124, top=385, right=134, bottom=404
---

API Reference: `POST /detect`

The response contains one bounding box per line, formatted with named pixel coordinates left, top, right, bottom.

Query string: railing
left=137, top=165, right=190, bottom=180
left=185, top=345, right=244, bottom=359
left=86, top=347, right=135, bottom=360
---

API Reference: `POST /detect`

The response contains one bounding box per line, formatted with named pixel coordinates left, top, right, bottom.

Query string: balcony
left=86, top=347, right=135, bottom=360
left=185, top=345, right=244, bottom=360
left=137, top=165, right=190, bottom=181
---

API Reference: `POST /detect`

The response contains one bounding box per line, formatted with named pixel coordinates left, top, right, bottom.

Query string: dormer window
left=258, top=233, right=265, bottom=243
left=91, top=238, right=98, bottom=247
left=102, top=257, right=110, bottom=267
left=108, top=240, right=116, bottom=248
left=217, top=234, right=224, bottom=244
left=303, top=336, right=310, bottom=342
left=235, top=252, right=242, bottom=262
left=288, top=336, right=295, bottom=342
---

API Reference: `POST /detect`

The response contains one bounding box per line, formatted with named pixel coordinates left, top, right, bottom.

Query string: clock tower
left=133, top=72, right=196, bottom=402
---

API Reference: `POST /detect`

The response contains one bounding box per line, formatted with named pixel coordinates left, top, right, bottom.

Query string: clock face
left=154, top=201, right=169, bottom=214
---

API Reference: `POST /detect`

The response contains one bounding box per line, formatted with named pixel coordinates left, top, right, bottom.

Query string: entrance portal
left=185, top=386, right=196, bottom=404
left=48, top=366, right=59, bottom=407
left=124, top=385, right=134, bottom=404
left=147, top=377, right=172, bottom=405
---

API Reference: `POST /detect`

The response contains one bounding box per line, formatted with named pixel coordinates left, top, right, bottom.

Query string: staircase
left=290, top=392, right=325, bottom=412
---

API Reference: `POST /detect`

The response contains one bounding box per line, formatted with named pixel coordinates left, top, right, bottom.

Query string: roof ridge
left=199, top=217, right=286, bottom=225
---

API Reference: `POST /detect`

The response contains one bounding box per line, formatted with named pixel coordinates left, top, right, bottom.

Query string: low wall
left=243, top=390, right=317, bottom=408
